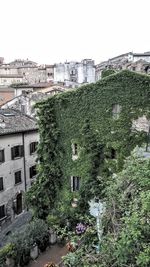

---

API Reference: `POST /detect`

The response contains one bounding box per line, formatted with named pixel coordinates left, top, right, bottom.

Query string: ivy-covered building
left=28, top=70, right=150, bottom=218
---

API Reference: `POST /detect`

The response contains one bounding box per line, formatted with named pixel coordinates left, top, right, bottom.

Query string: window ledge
left=72, top=155, right=79, bottom=161
left=30, top=152, right=37, bottom=156
left=14, top=182, right=22, bottom=186
left=0, top=216, right=7, bottom=222
left=0, top=189, right=4, bottom=192
left=30, top=175, right=37, bottom=179
left=12, top=157, right=22, bottom=160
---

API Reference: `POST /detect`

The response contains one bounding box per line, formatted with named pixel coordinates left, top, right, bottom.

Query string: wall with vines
left=26, top=70, right=150, bottom=218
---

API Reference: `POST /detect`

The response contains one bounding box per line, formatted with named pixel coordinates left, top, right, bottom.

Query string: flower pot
left=6, top=257, right=15, bottom=267
left=49, top=231, right=57, bottom=245
left=30, top=244, right=38, bottom=260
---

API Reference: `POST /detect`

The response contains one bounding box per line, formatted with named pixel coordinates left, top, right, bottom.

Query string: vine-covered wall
left=27, top=70, right=150, bottom=217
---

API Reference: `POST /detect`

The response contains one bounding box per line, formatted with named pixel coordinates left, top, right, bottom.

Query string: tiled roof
left=0, top=87, right=15, bottom=92
left=0, top=109, right=38, bottom=135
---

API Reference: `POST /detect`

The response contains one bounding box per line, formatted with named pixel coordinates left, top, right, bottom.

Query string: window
left=15, top=171, right=22, bottom=184
left=106, top=148, right=117, bottom=159
left=30, top=165, right=37, bottom=179
left=11, top=145, right=24, bottom=159
left=16, top=193, right=22, bottom=215
left=72, top=143, right=78, bottom=156
left=0, top=205, right=5, bottom=219
left=0, top=177, right=4, bottom=191
left=71, top=176, right=80, bottom=192
left=30, top=142, right=38, bottom=155
left=110, top=148, right=116, bottom=159
left=112, top=104, right=122, bottom=119
left=72, top=143, right=79, bottom=161
left=0, top=149, right=5, bottom=163
left=21, top=104, right=26, bottom=113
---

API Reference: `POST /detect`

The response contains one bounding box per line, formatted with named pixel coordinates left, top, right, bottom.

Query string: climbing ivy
left=26, top=99, right=63, bottom=219
left=101, top=68, right=116, bottom=78
left=26, top=70, right=150, bottom=218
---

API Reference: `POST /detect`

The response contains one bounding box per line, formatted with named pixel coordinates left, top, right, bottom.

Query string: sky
left=1, top=0, right=150, bottom=65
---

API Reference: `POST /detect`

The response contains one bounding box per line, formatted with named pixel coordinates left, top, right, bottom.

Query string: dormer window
left=112, top=104, right=122, bottom=119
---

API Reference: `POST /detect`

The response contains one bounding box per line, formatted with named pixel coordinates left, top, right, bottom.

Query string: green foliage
left=94, top=153, right=150, bottom=267
left=26, top=99, right=63, bottom=219
left=6, top=218, right=48, bottom=266
left=101, top=69, right=116, bottom=78
left=46, top=214, right=60, bottom=229
left=0, top=243, right=15, bottom=266
left=26, top=71, right=150, bottom=231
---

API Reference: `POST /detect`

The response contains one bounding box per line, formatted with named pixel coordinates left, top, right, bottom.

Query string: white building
left=54, top=59, right=95, bottom=86
left=0, top=74, right=24, bottom=86
left=0, top=109, right=38, bottom=240
left=96, top=52, right=150, bottom=80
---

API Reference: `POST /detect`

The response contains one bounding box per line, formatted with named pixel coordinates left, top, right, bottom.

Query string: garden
left=1, top=71, right=150, bottom=266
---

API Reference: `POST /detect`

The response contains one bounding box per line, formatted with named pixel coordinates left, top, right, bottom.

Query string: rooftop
left=0, top=74, right=23, bottom=78
left=0, top=109, right=38, bottom=135
left=11, top=82, right=54, bottom=89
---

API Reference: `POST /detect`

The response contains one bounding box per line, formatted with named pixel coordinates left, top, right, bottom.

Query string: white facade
left=0, top=130, right=38, bottom=230
left=96, top=52, right=150, bottom=81
left=54, top=59, right=95, bottom=85
left=0, top=75, right=23, bottom=86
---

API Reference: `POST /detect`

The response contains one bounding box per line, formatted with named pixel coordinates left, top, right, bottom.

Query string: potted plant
left=44, top=262, right=57, bottom=267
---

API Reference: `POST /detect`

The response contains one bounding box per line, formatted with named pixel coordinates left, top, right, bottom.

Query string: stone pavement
left=27, top=244, right=68, bottom=267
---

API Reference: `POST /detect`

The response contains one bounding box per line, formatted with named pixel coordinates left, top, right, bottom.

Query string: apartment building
left=0, top=109, right=38, bottom=239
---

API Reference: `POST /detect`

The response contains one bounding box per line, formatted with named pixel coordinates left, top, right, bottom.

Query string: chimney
left=0, top=118, right=6, bottom=128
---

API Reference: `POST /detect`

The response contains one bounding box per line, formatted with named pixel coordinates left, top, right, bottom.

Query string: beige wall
left=0, top=77, right=23, bottom=86
left=0, top=131, right=39, bottom=221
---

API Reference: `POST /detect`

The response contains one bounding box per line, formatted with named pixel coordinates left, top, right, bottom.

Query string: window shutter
left=30, top=167, right=32, bottom=179
left=76, top=177, right=80, bottom=190
left=21, top=145, right=23, bottom=157
left=0, top=177, right=3, bottom=191
left=29, top=143, right=32, bottom=155
left=11, top=147, right=14, bottom=160
left=71, top=176, right=73, bottom=192
left=2, top=150, right=5, bottom=162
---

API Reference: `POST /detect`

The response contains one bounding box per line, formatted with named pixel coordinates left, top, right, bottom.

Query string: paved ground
left=27, top=244, right=68, bottom=267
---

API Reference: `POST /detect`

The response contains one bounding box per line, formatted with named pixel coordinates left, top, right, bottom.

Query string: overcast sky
left=1, top=0, right=150, bottom=64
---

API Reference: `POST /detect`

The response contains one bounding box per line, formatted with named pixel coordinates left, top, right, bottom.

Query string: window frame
left=29, top=165, right=37, bottom=179
left=0, top=177, right=4, bottom=191
left=11, top=145, right=24, bottom=160
left=71, top=176, right=80, bottom=192
left=0, top=149, right=5, bottom=163
left=30, top=142, right=38, bottom=155
left=112, top=104, right=122, bottom=120
left=0, top=205, right=5, bottom=220
left=14, top=170, right=22, bottom=185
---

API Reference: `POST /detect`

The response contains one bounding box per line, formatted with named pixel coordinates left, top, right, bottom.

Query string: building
left=0, top=59, right=55, bottom=85
left=96, top=52, right=150, bottom=80
left=0, top=92, right=46, bottom=117
left=1, top=85, right=65, bottom=117
left=0, top=58, right=4, bottom=65
left=54, top=59, right=95, bottom=86
left=0, top=109, right=38, bottom=241
left=0, top=74, right=24, bottom=86
left=35, top=70, right=150, bottom=216
left=0, top=87, right=15, bottom=106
